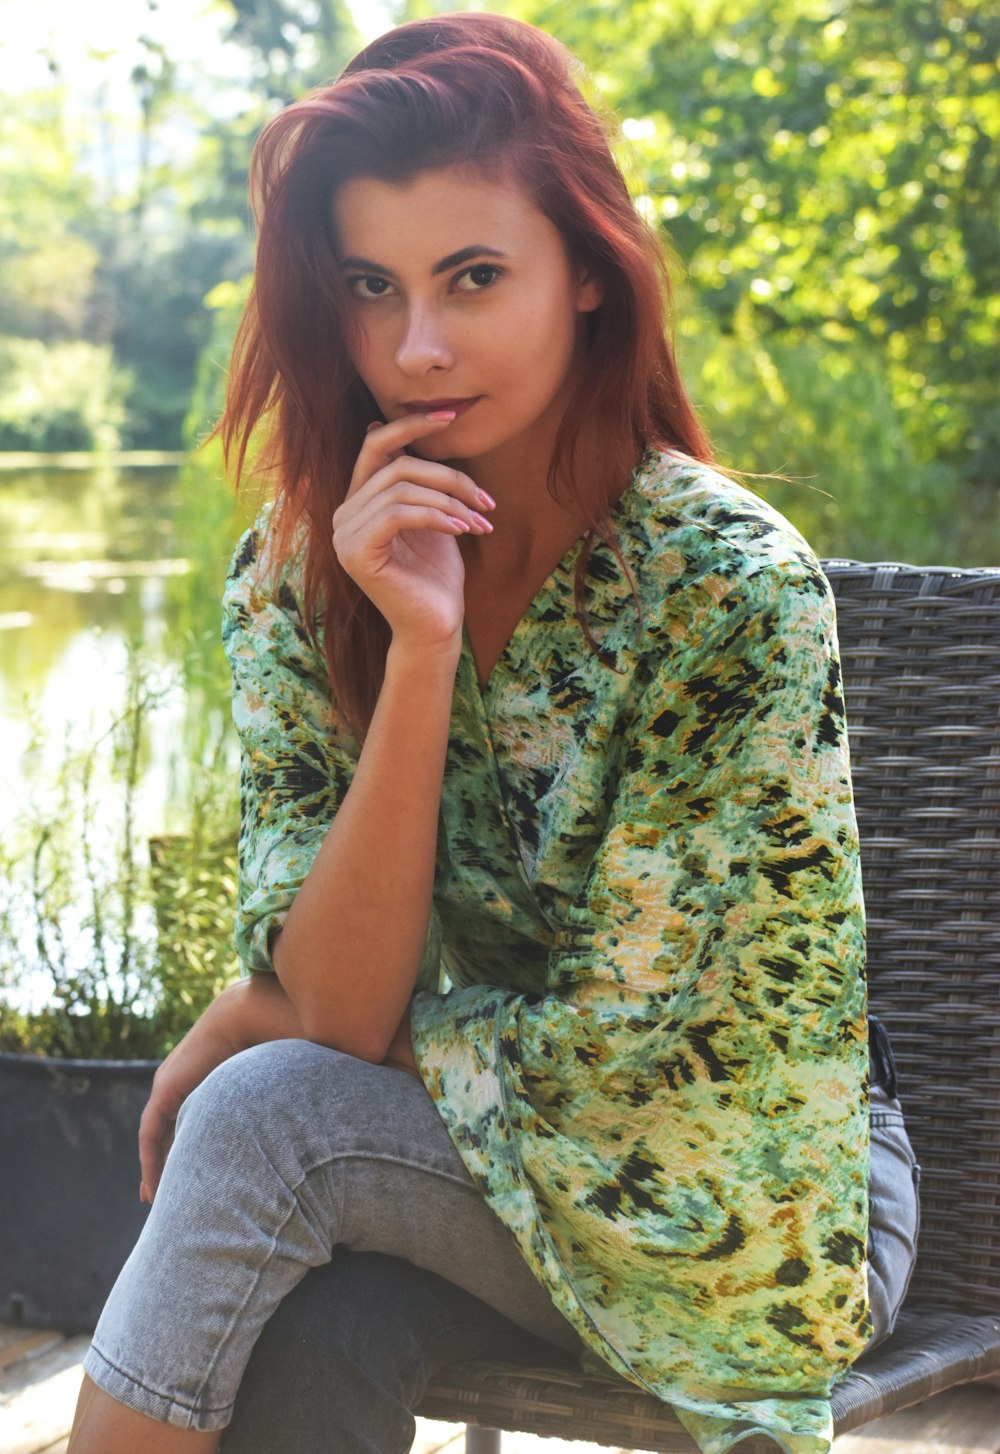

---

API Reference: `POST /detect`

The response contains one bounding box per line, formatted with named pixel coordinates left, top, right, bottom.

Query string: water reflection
left=0, top=459, right=252, bottom=839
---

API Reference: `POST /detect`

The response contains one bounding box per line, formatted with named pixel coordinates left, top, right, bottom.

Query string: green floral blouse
left=222, top=452, right=871, bottom=1454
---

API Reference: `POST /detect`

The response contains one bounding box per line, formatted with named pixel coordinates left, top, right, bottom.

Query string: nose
left=394, top=303, right=454, bottom=376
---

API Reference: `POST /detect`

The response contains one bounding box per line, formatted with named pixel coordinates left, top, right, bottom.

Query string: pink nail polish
left=471, top=513, right=493, bottom=533
left=449, top=516, right=471, bottom=532
left=477, top=490, right=496, bottom=509
left=427, top=409, right=458, bottom=421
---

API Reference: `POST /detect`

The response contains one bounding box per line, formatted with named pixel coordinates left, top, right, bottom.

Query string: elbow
left=298, top=1010, right=393, bottom=1064
left=284, top=976, right=396, bottom=1062
left=272, top=935, right=407, bottom=1064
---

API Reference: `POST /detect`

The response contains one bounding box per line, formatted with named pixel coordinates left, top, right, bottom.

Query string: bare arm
left=270, top=410, right=493, bottom=1059
left=271, top=636, right=458, bottom=1058
left=139, top=974, right=418, bottom=1204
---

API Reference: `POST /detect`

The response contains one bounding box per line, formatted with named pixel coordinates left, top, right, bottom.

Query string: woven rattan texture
left=833, top=1309, right=1000, bottom=1429
left=824, top=562, right=1000, bottom=1316
left=418, top=1359, right=725, bottom=1452
left=420, top=1311, right=1000, bottom=1446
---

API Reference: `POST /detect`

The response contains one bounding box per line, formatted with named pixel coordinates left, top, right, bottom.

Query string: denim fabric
left=864, top=1082, right=921, bottom=1348
left=219, top=1089, right=921, bottom=1454
left=220, top=1249, right=568, bottom=1454
left=84, top=1041, right=579, bottom=1433
left=84, top=1040, right=919, bottom=1445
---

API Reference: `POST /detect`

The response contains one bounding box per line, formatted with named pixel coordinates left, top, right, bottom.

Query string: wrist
left=213, top=978, right=257, bottom=1053
left=386, top=631, right=462, bottom=679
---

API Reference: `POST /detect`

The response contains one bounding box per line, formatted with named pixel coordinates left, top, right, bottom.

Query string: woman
left=68, top=14, right=919, bottom=1454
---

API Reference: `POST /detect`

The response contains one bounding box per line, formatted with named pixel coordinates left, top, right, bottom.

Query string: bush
left=0, top=337, right=127, bottom=453
left=0, top=658, right=239, bottom=1061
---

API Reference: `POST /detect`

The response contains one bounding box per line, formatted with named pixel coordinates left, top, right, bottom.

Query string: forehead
left=332, top=164, right=561, bottom=262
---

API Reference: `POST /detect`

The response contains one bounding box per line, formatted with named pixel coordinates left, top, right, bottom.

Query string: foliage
left=493, top=0, right=998, bottom=557
left=185, top=278, right=255, bottom=448
left=0, top=659, right=239, bottom=1061
left=0, top=339, right=127, bottom=453
left=223, top=0, right=361, bottom=101
left=0, top=91, right=101, bottom=343
left=99, top=233, right=250, bottom=450
left=0, top=0, right=358, bottom=453
left=674, top=295, right=1000, bottom=565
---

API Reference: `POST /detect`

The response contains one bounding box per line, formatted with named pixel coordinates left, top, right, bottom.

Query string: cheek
left=523, top=300, right=585, bottom=385
left=341, top=306, right=394, bottom=386
left=344, top=322, right=374, bottom=380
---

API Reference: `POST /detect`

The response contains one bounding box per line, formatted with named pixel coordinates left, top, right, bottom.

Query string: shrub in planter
left=0, top=666, right=238, bottom=1329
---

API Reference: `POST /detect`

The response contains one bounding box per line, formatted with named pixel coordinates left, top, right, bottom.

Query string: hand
left=138, top=976, right=305, bottom=1203
left=332, top=412, right=495, bottom=651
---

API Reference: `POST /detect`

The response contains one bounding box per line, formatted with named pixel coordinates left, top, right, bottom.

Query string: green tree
left=0, top=87, right=101, bottom=343
left=501, top=0, right=999, bottom=559
left=0, top=0, right=360, bottom=453
left=223, top=0, right=359, bottom=101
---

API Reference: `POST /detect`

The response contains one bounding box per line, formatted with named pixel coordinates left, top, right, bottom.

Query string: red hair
left=221, top=12, right=714, bottom=735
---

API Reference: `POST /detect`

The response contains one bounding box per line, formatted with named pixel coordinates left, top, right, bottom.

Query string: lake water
left=0, top=457, right=253, bottom=842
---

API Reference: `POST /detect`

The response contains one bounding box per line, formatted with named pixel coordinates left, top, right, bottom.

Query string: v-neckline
left=462, top=460, right=651, bottom=697
left=463, top=544, right=576, bottom=697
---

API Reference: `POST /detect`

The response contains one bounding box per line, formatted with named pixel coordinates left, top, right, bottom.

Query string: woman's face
left=332, top=165, right=602, bottom=472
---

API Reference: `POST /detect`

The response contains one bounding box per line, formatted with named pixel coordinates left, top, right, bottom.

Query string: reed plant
left=0, top=656, right=239, bottom=1060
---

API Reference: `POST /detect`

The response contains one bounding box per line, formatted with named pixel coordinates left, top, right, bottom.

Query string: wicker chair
left=417, top=560, right=1000, bottom=1452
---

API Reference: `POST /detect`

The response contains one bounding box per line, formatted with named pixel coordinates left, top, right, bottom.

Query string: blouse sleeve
left=221, top=523, right=362, bottom=974
left=410, top=556, right=870, bottom=1435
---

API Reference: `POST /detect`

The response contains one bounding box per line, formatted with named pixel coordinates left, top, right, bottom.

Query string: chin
left=411, top=427, right=485, bottom=462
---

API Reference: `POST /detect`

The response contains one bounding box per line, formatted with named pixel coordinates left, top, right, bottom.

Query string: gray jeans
left=83, top=1042, right=919, bottom=1447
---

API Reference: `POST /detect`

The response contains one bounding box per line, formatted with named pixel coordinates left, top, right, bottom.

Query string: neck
left=453, top=419, right=610, bottom=588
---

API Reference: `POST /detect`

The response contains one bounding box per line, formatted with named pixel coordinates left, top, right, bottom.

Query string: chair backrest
left=823, top=561, right=1000, bottom=1315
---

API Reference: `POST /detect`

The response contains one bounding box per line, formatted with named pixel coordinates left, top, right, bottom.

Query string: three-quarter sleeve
left=221, top=523, right=361, bottom=974
left=411, top=555, right=869, bottom=1450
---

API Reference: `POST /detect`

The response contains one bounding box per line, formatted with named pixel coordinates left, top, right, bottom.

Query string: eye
left=453, top=263, right=503, bottom=292
left=346, top=275, right=395, bottom=300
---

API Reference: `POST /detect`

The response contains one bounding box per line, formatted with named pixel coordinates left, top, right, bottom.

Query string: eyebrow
left=338, top=245, right=509, bottom=277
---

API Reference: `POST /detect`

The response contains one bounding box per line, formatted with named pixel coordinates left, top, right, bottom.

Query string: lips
left=401, top=397, right=480, bottom=417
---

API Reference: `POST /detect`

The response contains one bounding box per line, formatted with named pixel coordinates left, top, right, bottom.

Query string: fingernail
left=471, top=513, right=493, bottom=533
left=426, top=410, right=457, bottom=421
left=366, top=421, right=381, bottom=434
left=449, top=516, right=471, bottom=532
left=477, top=490, right=496, bottom=509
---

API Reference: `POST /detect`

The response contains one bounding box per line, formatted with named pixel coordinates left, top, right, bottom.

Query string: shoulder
left=620, top=451, right=834, bottom=635
left=223, top=502, right=313, bottom=643
left=221, top=504, right=335, bottom=708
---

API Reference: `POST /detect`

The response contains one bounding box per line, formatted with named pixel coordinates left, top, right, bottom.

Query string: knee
left=177, top=1040, right=335, bottom=1157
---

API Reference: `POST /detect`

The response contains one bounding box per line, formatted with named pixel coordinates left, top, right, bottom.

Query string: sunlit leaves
left=503, top=0, right=998, bottom=555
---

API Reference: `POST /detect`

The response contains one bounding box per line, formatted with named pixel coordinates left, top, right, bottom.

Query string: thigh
left=84, top=1040, right=577, bottom=1432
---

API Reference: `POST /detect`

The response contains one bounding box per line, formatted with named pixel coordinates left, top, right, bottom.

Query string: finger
left=138, top=1111, right=175, bottom=1202
left=345, top=481, right=494, bottom=536
left=139, top=1137, right=171, bottom=1203
left=338, top=505, right=480, bottom=563
left=339, top=456, right=492, bottom=531
left=348, top=411, right=460, bottom=497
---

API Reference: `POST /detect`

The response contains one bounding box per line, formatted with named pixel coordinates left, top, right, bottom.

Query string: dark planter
left=0, top=1050, right=159, bottom=1332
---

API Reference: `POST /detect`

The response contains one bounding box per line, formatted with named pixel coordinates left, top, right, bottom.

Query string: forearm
left=272, top=636, right=459, bottom=1059
left=221, top=972, right=307, bottom=1048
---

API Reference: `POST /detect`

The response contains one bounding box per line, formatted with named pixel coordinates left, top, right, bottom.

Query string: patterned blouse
left=222, top=451, right=871, bottom=1454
